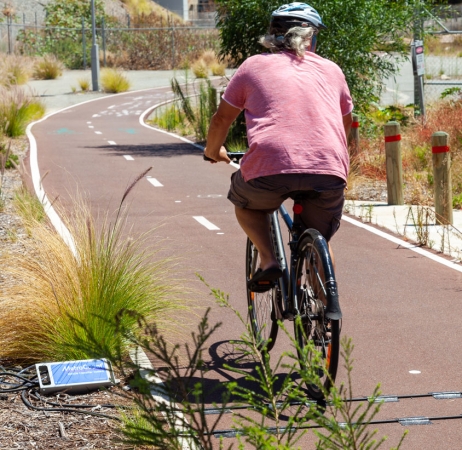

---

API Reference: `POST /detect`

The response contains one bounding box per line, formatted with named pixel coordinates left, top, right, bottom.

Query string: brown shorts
left=228, top=171, right=346, bottom=241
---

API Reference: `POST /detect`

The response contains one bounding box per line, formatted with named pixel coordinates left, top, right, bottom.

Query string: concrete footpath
left=25, top=69, right=462, bottom=264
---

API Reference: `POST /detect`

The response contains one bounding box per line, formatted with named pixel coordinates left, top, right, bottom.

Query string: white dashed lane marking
left=95, top=131, right=102, bottom=135
left=193, top=216, right=220, bottom=231
left=108, top=141, right=117, bottom=145
left=88, top=126, right=94, bottom=129
left=123, top=155, right=134, bottom=161
left=146, top=177, right=163, bottom=187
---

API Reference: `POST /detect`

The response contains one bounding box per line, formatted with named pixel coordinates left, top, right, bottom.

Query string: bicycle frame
left=270, top=202, right=342, bottom=322
left=269, top=203, right=300, bottom=321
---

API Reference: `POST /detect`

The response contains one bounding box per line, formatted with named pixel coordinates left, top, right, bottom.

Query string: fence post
left=348, top=113, right=360, bottom=156
left=102, top=16, right=106, bottom=67
left=7, top=16, right=11, bottom=54
left=171, top=26, right=175, bottom=69
left=431, top=131, right=453, bottom=225
left=384, top=121, right=404, bottom=205
left=82, top=17, right=86, bottom=70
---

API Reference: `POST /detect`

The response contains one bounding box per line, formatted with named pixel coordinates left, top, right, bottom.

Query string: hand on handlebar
left=204, top=146, right=231, bottom=164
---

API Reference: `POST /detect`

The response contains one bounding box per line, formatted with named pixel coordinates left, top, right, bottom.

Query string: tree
left=215, top=0, right=445, bottom=112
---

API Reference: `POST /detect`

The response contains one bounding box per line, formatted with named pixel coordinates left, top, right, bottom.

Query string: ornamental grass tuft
left=101, top=68, right=131, bottom=93
left=33, top=54, right=64, bottom=80
left=0, top=178, right=188, bottom=363
left=0, top=86, right=45, bottom=137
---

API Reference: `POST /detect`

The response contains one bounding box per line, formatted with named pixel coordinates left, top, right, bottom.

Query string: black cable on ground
left=21, top=389, right=122, bottom=421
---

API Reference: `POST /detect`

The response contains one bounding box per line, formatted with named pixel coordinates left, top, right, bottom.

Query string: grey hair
left=259, top=26, right=314, bottom=57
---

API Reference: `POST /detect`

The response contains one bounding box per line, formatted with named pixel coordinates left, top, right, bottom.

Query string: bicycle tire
left=294, top=229, right=340, bottom=400
left=246, top=238, right=279, bottom=352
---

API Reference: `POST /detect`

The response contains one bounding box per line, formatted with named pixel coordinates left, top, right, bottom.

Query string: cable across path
left=27, top=82, right=462, bottom=449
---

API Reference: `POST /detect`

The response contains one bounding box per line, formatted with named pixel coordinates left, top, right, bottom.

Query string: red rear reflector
left=293, top=204, right=303, bottom=214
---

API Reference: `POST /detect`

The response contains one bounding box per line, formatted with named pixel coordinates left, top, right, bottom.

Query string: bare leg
left=235, top=206, right=279, bottom=271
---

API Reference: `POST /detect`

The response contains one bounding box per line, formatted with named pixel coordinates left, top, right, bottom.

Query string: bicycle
left=205, top=151, right=342, bottom=400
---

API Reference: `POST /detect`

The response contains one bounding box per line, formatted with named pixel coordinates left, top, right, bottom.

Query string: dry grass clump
left=0, top=54, right=33, bottom=85
left=191, top=50, right=227, bottom=78
left=0, top=188, right=188, bottom=363
left=192, top=59, right=209, bottom=78
left=122, top=0, right=184, bottom=24
left=78, top=76, right=91, bottom=92
left=101, top=68, right=131, bottom=93
left=0, top=86, right=45, bottom=137
left=32, top=54, right=64, bottom=80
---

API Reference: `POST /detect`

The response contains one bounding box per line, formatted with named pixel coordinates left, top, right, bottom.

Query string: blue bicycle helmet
left=271, top=3, right=326, bottom=52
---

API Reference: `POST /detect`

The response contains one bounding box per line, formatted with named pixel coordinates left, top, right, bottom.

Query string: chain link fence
left=423, top=5, right=462, bottom=101
left=0, top=20, right=220, bottom=70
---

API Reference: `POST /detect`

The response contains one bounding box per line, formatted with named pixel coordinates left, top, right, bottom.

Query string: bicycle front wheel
left=246, top=238, right=279, bottom=352
left=294, top=229, right=340, bottom=400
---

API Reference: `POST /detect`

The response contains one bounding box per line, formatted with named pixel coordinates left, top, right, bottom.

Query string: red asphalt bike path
left=28, top=87, right=462, bottom=449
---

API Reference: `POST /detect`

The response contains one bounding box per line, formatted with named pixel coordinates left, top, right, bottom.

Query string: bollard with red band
left=432, top=145, right=450, bottom=154
left=431, top=132, right=452, bottom=225
left=384, top=121, right=404, bottom=205
left=348, top=113, right=360, bottom=156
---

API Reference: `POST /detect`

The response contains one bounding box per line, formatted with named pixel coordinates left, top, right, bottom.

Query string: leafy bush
left=0, top=87, right=45, bottom=137
left=101, top=68, right=131, bottom=93
left=33, top=54, right=64, bottom=80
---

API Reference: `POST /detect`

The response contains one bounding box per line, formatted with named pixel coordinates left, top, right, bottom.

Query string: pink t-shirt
left=223, top=51, right=353, bottom=182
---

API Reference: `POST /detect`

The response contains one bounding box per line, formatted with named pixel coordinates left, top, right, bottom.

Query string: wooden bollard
left=348, top=113, right=360, bottom=156
left=384, top=121, right=404, bottom=205
left=431, top=132, right=453, bottom=225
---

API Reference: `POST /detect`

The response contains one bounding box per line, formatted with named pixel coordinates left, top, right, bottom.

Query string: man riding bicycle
left=204, top=2, right=353, bottom=292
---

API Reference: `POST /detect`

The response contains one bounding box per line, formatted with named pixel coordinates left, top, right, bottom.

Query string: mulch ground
left=0, top=383, right=139, bottom=449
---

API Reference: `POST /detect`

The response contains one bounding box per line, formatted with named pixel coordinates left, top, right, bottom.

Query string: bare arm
left=204, top=99, right=241, bottom=164
left=343, top=112, right=353, bottom=140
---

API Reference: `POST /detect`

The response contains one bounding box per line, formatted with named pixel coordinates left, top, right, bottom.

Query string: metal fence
left=423, top=5, right=462, bottom=101
left=0, top=21, right=220, bottom=70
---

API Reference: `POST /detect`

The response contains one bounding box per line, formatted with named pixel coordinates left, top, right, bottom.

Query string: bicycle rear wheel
left=294, top=229, right=340, bottom=400
left=246, top=238, right=279, bottom=352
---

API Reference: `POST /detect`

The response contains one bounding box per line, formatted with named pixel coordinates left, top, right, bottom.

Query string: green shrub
left=101, top=68, right=131, bottom=93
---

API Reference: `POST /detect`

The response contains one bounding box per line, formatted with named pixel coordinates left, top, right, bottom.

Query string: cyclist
left=204, top=2, right=353, bottom=292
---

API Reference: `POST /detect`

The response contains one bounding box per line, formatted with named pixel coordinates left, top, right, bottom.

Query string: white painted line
left=108, top=105, right=115, bottom=109
left=175, top=200, right=181, bottom=203
left=409, top=370, right=421, bottom=374
left=123, top=155, right=134, bottom=161
left=342, top=215, right=462, bottom=273
left=193, top=216, right=220, bottom=231
left=95, top=131, right=102, bottom=135
left=86, top=121, right=91, bottom=124
left=88, top=125, right=94, bottom=129
left=217, top=232, right=224, bottom=235
left=92, top=114, right=100, bottom=117
left=108, top=141, right=117, bottom=145
left=147, top=177, right=163, bottom=187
